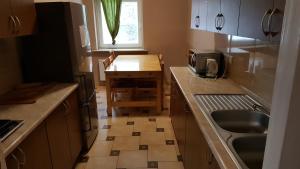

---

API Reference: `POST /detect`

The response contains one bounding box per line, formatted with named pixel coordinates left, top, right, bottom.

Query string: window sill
left=92, top=48, right=149, bottom=57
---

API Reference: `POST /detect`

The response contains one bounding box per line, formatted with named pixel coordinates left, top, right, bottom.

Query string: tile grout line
left=82, top=89, right=183, bottom=169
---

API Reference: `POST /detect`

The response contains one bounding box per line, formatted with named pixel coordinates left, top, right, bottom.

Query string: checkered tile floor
left=75, top=86, right=184, bottom=169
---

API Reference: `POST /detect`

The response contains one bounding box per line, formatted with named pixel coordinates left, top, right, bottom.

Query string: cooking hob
left=0, top=120, right=24, bottom=142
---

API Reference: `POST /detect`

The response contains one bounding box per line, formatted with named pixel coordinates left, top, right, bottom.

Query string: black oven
left=76, top=72, right=95, bottom=103
left=80, top=92, right=98, bottom=151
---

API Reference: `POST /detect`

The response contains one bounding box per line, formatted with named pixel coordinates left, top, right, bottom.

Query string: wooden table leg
left=161, top=73, right=164, bottom=110
left=156, top=76, right=162, bottom=114
left=106, top=77, right=112, bottom=116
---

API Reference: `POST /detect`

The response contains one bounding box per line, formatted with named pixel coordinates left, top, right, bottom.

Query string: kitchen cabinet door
left=6, top=123, right=52, bottom=169
left=207, top=0, right=240, bottom=35
left=175, top=91, right=187, bottom=159
left=170, top=77, right=177, bottom=118
left=191, top=0, right=201, bottom=29
left=184, top=107, right=210, bottom=169
left=269, top=0, right=286, bottom=41
left=46, top=105, right=73, bottom=169
left=0, top=0, right=36, bottom=38
left=198, top=0, right=208, bottom=30
left=207, top=0, right=219, bottom=33
left=11, top=0, right=36, bottom=36
left=171, top=75, right=221, bottom=169
left=0, top=0, right=13, bottom=38
left=238, top=0, right=274, bottom=40
left=65, top=91, right=82, bottom=164
left=191, top=0, right=208, bottom=30
left=170, top=76, right=186, bottom=159
left=219, top=0, right=240, bottom=35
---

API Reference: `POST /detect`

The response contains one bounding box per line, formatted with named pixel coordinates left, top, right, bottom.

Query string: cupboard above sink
left=191, top=0, right=286, bottom=41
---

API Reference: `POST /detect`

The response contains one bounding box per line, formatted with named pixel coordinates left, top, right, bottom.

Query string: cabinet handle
left=206, top=149, right=214, bottom=165
left=195, top=15, right=200, bottom=28
left=184, top=104, right=190, bottom=112
left=215, top=13, right=224, bottom=31
left=65, top=100, right=71, bottom=110
left=63, top=101, right=70, bottom=114
left=14, top=16, right=21, bottom=33
left=11, top=153, right=21, bottom=169
left=261, top=9, right=272, bottom=36
left=63, top=102, right=67, bottom=111
left=8, top=16, right=17, bottom=34
left=17, top=147, right=26, bottom=167
left=215, top=15, right=218, bottom=30
left=268, top=8, right=281, bottom=37
left=219, top=13, right=225, bottom=30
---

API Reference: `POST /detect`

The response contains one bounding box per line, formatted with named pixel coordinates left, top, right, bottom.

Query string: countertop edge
left=170, top=67, right=242, bottom=169
left=0, top=83, right=79, bottom=157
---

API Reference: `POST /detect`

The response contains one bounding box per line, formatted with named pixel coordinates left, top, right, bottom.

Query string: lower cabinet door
left=6, top=123, right=52, bottom=169
left=171, top=75, right=221, bottom=169
left=185, top=109, right=210, bottom=169
left=174, top=97, right=186, bottom=159
left=170, top=77, right=186, bottom=159
left=46, top=105, right=73, bottom=169
left=65, top=91, right=82, bottom=163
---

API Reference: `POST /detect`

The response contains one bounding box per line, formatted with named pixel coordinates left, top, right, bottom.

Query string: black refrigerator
left=21, top=2, right=98, bottom=151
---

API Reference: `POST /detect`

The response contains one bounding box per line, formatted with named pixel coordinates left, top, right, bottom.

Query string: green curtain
left=101, top=0, right=122, bottom=45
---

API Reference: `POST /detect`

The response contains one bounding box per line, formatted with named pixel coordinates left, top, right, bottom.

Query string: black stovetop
left=0, top=120, right=23, bottom=142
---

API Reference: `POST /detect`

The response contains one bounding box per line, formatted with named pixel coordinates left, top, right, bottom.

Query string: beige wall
left=143, top=0, right=189, bottom=82
left=0, top=38, right=22, bottom=95
left=188, top=29, right=215, bottom=50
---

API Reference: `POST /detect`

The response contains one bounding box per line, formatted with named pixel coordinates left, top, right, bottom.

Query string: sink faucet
left=252, top=104, right=270, bottom=115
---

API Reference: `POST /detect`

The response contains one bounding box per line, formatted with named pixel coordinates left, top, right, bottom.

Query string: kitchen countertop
left=170, top=67, right=244, bottom=169
left=0, top=83, right=78, bottom=169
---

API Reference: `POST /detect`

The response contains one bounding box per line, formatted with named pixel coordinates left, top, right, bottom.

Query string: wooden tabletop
left=105, top=55, right=161, bottom=72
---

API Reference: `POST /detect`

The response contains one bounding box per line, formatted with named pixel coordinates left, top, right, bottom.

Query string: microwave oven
left=188, top=50, right=225, bottom=78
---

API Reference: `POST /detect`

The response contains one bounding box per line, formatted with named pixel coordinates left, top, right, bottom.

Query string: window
left=96, top=0, right=143, bottom=48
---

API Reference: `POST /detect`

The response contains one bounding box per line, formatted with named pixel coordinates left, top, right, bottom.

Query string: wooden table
left=105, top=55, right=162, bottom=115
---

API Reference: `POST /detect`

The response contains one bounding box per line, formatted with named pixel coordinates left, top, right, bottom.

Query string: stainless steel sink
left=210, top=110, right=269, bottom=134
left=228, top=136, right=267, bottom=169
left=194, top=94, right=270, bottom=169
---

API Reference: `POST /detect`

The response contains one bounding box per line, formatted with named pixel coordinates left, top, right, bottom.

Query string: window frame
left=95, top=0, right=143, bottom=49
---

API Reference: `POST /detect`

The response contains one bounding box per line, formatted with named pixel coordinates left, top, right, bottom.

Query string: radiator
left=98, top=59, right=106, bottom=81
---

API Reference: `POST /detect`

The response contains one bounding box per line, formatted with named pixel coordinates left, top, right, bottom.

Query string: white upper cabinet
left=191, top=0, right=208, bottom=30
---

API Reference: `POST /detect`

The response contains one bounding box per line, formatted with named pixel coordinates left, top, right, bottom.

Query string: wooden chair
left=103, top=57, right=110, bottom=70
left=108, top=51, right=117, bottom=63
